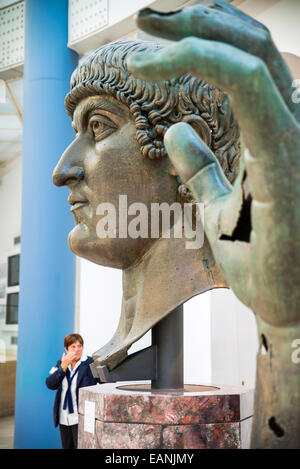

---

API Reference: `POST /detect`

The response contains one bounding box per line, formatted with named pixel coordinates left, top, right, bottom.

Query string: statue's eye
left=91, top=121, right=101, bottom=133
left=88, top=114, right=118, bottom=141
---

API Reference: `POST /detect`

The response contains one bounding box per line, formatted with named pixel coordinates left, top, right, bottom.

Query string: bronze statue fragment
left=128, top=0, right=300, bottom=449
left=53, top=39, right=240, bottom=371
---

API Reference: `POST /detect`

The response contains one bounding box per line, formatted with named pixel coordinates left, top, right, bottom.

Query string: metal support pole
left=151, top=304, right=184, bottom=391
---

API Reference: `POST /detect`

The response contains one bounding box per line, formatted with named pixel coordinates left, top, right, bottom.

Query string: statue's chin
left=67, top=224, right=131, bottom=270
left=68, top=223, right=90, bottom=254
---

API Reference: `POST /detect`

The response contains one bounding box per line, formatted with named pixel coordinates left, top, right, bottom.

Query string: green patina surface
left=128, top=0, right=300, bottom=449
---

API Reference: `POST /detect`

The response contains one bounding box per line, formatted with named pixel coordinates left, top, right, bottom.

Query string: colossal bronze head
left=53, top=40, right=240, bottom=369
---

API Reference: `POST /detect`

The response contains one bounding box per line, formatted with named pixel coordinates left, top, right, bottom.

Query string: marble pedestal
left=78, top=382, right=254, bottom=449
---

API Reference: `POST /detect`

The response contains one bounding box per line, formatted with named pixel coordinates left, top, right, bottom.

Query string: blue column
left=14, top=0, right=78, bottom=449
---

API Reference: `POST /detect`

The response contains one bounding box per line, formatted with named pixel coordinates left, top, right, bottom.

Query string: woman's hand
left=61, top=350, right=76, bottom=372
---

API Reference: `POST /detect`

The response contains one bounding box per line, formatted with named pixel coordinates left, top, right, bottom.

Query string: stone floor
left=0, top=416, right=14, bottom=449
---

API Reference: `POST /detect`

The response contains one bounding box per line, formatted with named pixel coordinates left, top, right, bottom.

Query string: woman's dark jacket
left=46, top=356, right=98, bottom=427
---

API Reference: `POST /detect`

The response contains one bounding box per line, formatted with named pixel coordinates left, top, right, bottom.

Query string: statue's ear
left=167, top=115, right=212, bottom=177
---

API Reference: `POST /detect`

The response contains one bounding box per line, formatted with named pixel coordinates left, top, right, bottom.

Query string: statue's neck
left=122, top=230, right=225, bottom=344
left=93, top=222, right=226, bottom=370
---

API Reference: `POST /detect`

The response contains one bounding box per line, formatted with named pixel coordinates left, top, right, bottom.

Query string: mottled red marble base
left=78, top=382, right=253, bottom=449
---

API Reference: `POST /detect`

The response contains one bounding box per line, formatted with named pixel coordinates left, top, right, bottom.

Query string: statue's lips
left=68, top=193, right=89, bottom=213
left=70, top=201, right=88, bottom=212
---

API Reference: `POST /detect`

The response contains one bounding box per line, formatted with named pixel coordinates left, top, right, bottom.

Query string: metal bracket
left=89, top=304, right=183, bottom=389
left=90, top=345, right=157, bottom=383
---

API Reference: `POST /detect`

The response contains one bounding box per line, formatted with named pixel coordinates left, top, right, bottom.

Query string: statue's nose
left=52, top=138, right=85, bottom=187
left=52, top=164, right=84, bottom=187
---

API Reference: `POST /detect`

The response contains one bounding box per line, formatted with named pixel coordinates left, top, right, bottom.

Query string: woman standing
left=46, top=333, right=98, bottom=449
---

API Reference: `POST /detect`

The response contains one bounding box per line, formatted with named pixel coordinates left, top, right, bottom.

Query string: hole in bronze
left=261, top=333, right=268, bottom=352
left=269, top=417, right=285, bottom=438
left=220, top=171, right=252, bottom=243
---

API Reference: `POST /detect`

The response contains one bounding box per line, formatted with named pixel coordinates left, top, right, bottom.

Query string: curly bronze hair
left=65, top=39, right=240, bottom=183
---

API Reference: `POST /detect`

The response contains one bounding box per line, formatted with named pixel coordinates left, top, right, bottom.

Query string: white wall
left=77, top=260, right=122, bottom=357
left=0, top=157, right=22, bottom=254
left=0, top=156, right=22, bottom=359
left=210, top=289, right=258, bottom=388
